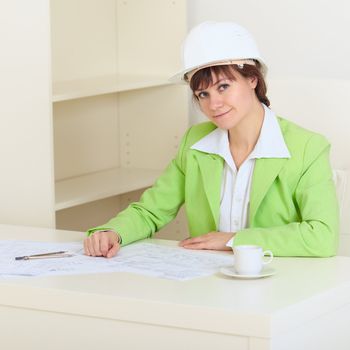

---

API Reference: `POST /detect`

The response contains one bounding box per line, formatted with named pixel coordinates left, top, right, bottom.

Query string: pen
left=15, top=251, right=72, bottom=261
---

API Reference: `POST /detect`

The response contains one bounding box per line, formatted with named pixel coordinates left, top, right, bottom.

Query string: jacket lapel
left=249, top=158, right=288, bottom=223
left=193, top=151, right=288, bottom=229
left=194, top=152, right=224, bottom=228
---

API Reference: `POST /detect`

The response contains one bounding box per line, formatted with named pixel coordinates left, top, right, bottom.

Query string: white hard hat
left=170, top=21, right=267, bottom=83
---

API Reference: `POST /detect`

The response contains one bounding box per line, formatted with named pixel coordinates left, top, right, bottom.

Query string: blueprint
left=0, top=240, right=234, bottom=281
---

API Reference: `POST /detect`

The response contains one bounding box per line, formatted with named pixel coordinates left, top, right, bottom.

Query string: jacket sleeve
left=87, top=128, right=191, bottom=246
left=234, top=135, right=340, bottom=257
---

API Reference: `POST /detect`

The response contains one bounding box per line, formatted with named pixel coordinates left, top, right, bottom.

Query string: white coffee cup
left=234, top=245, right=273, bottom=275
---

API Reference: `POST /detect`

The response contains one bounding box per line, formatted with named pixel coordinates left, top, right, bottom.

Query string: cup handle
left=262, top=250, right=273, bottom=265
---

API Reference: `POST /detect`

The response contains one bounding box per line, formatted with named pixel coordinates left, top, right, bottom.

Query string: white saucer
left=220, top=266, right=276, bottom=279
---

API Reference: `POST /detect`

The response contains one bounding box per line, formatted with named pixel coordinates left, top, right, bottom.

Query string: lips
left=214, top=107, right=233, bottom=118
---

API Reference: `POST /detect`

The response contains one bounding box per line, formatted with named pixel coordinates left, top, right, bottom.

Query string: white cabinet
left=1, top=0, right=188, bottom=237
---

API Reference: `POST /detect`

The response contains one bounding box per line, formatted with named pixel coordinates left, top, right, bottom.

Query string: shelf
left=55, top=167, right=163, bottom=211
left=52, top=74, right=172, bottom=102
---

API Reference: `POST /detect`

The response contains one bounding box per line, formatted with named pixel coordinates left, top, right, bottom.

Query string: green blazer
left=89, top=117, right=339, bottom=257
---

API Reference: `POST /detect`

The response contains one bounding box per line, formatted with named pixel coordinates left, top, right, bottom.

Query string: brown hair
left=189, top=62, right=270, bottom=107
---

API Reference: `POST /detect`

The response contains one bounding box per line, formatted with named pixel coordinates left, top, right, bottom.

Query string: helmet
left=170, top=21, right=267, bottom=83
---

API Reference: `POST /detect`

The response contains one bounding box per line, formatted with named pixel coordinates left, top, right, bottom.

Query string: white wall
left=187, top=0, right=350, bottom=79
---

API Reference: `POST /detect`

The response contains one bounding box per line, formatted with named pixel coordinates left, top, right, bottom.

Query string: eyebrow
left=195, top=78, right=228, bottom=93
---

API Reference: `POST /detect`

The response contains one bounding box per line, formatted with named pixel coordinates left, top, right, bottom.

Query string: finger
left=178, top=237, right=190, bottom=246
left=99, top=234, right=110, bottom=257
left=85, top=237, right=97, bottom=256
left=89, top=233, right=102, bottom=256
left=182, top=242, right=208, bottom=250
left=106, top=242, right=120, bottom=258
left=83, top=238, right=91, bottom=256
left=180, top=235, right=209, bottom=246
left=180, top=236, right=202, bottom=245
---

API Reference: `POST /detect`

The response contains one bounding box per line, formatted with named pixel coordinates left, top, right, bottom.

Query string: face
left=194, top=71, right=259, bottom=130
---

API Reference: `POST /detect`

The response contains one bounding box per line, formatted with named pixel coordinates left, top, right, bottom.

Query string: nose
left=208, top=92, right=224, bottom=111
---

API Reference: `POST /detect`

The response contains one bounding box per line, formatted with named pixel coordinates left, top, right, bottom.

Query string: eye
left=218, top=83, right=230, bottom=92
left=196, top=91, right=209, bottom=99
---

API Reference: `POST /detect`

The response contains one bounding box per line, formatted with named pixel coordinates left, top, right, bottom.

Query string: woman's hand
left=179, top=232, right=234, bottom=251
left=84, top=230, right=121, bottom=258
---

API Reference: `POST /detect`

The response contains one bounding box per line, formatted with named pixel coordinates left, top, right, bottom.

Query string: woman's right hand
left=84, top=230, right=121, bottom=258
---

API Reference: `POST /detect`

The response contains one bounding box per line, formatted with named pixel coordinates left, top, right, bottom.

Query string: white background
left=187, top=0, right=349, bottom=79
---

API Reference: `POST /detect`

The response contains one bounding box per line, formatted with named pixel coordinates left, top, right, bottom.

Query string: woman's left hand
left=179, top=232, right=234, bottom=251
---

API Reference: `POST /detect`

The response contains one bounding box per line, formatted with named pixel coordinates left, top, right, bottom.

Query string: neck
left=228, top=102, right=265, bottom=152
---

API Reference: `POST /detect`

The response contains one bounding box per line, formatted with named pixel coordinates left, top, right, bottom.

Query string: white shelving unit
left=52, top=75, right=172, bottom=102
left=51, top=0, right=188, bottom=232
left=1, top=0, right=189, bottom=237
left=55, top=167, right=163, bottom=211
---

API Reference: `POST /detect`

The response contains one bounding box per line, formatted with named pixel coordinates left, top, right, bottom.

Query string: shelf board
left=55, top=167, right=163, bottom=211
left=52, top=74, right=171, bottom=102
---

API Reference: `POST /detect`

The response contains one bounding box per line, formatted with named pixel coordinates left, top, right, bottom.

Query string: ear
left=249, top=76, right=258, bottom=89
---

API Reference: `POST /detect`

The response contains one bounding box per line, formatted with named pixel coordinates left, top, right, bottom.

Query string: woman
left=84, top=21, right=339, bottom=258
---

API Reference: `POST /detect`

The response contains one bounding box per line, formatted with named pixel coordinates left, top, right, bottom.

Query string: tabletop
left=1, top=223, right=350, bottom=339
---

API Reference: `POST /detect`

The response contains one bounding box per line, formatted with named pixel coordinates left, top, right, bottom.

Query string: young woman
left=84, top=21, right=339, bottom=258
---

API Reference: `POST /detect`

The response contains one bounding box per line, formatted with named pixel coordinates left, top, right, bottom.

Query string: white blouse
left=190, top=104, right=291, bottom=246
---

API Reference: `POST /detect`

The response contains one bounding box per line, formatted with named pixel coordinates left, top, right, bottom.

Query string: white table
left=1, top=224, right=350, bottom=350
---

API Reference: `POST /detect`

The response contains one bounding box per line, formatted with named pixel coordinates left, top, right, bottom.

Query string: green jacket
left=88, top=117, right=339, bottom=257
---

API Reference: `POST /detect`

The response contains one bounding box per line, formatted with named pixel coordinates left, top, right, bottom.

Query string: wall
left=187, top=0, right=350, bottom=79
left=0, top=1, right=55, bottom=228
